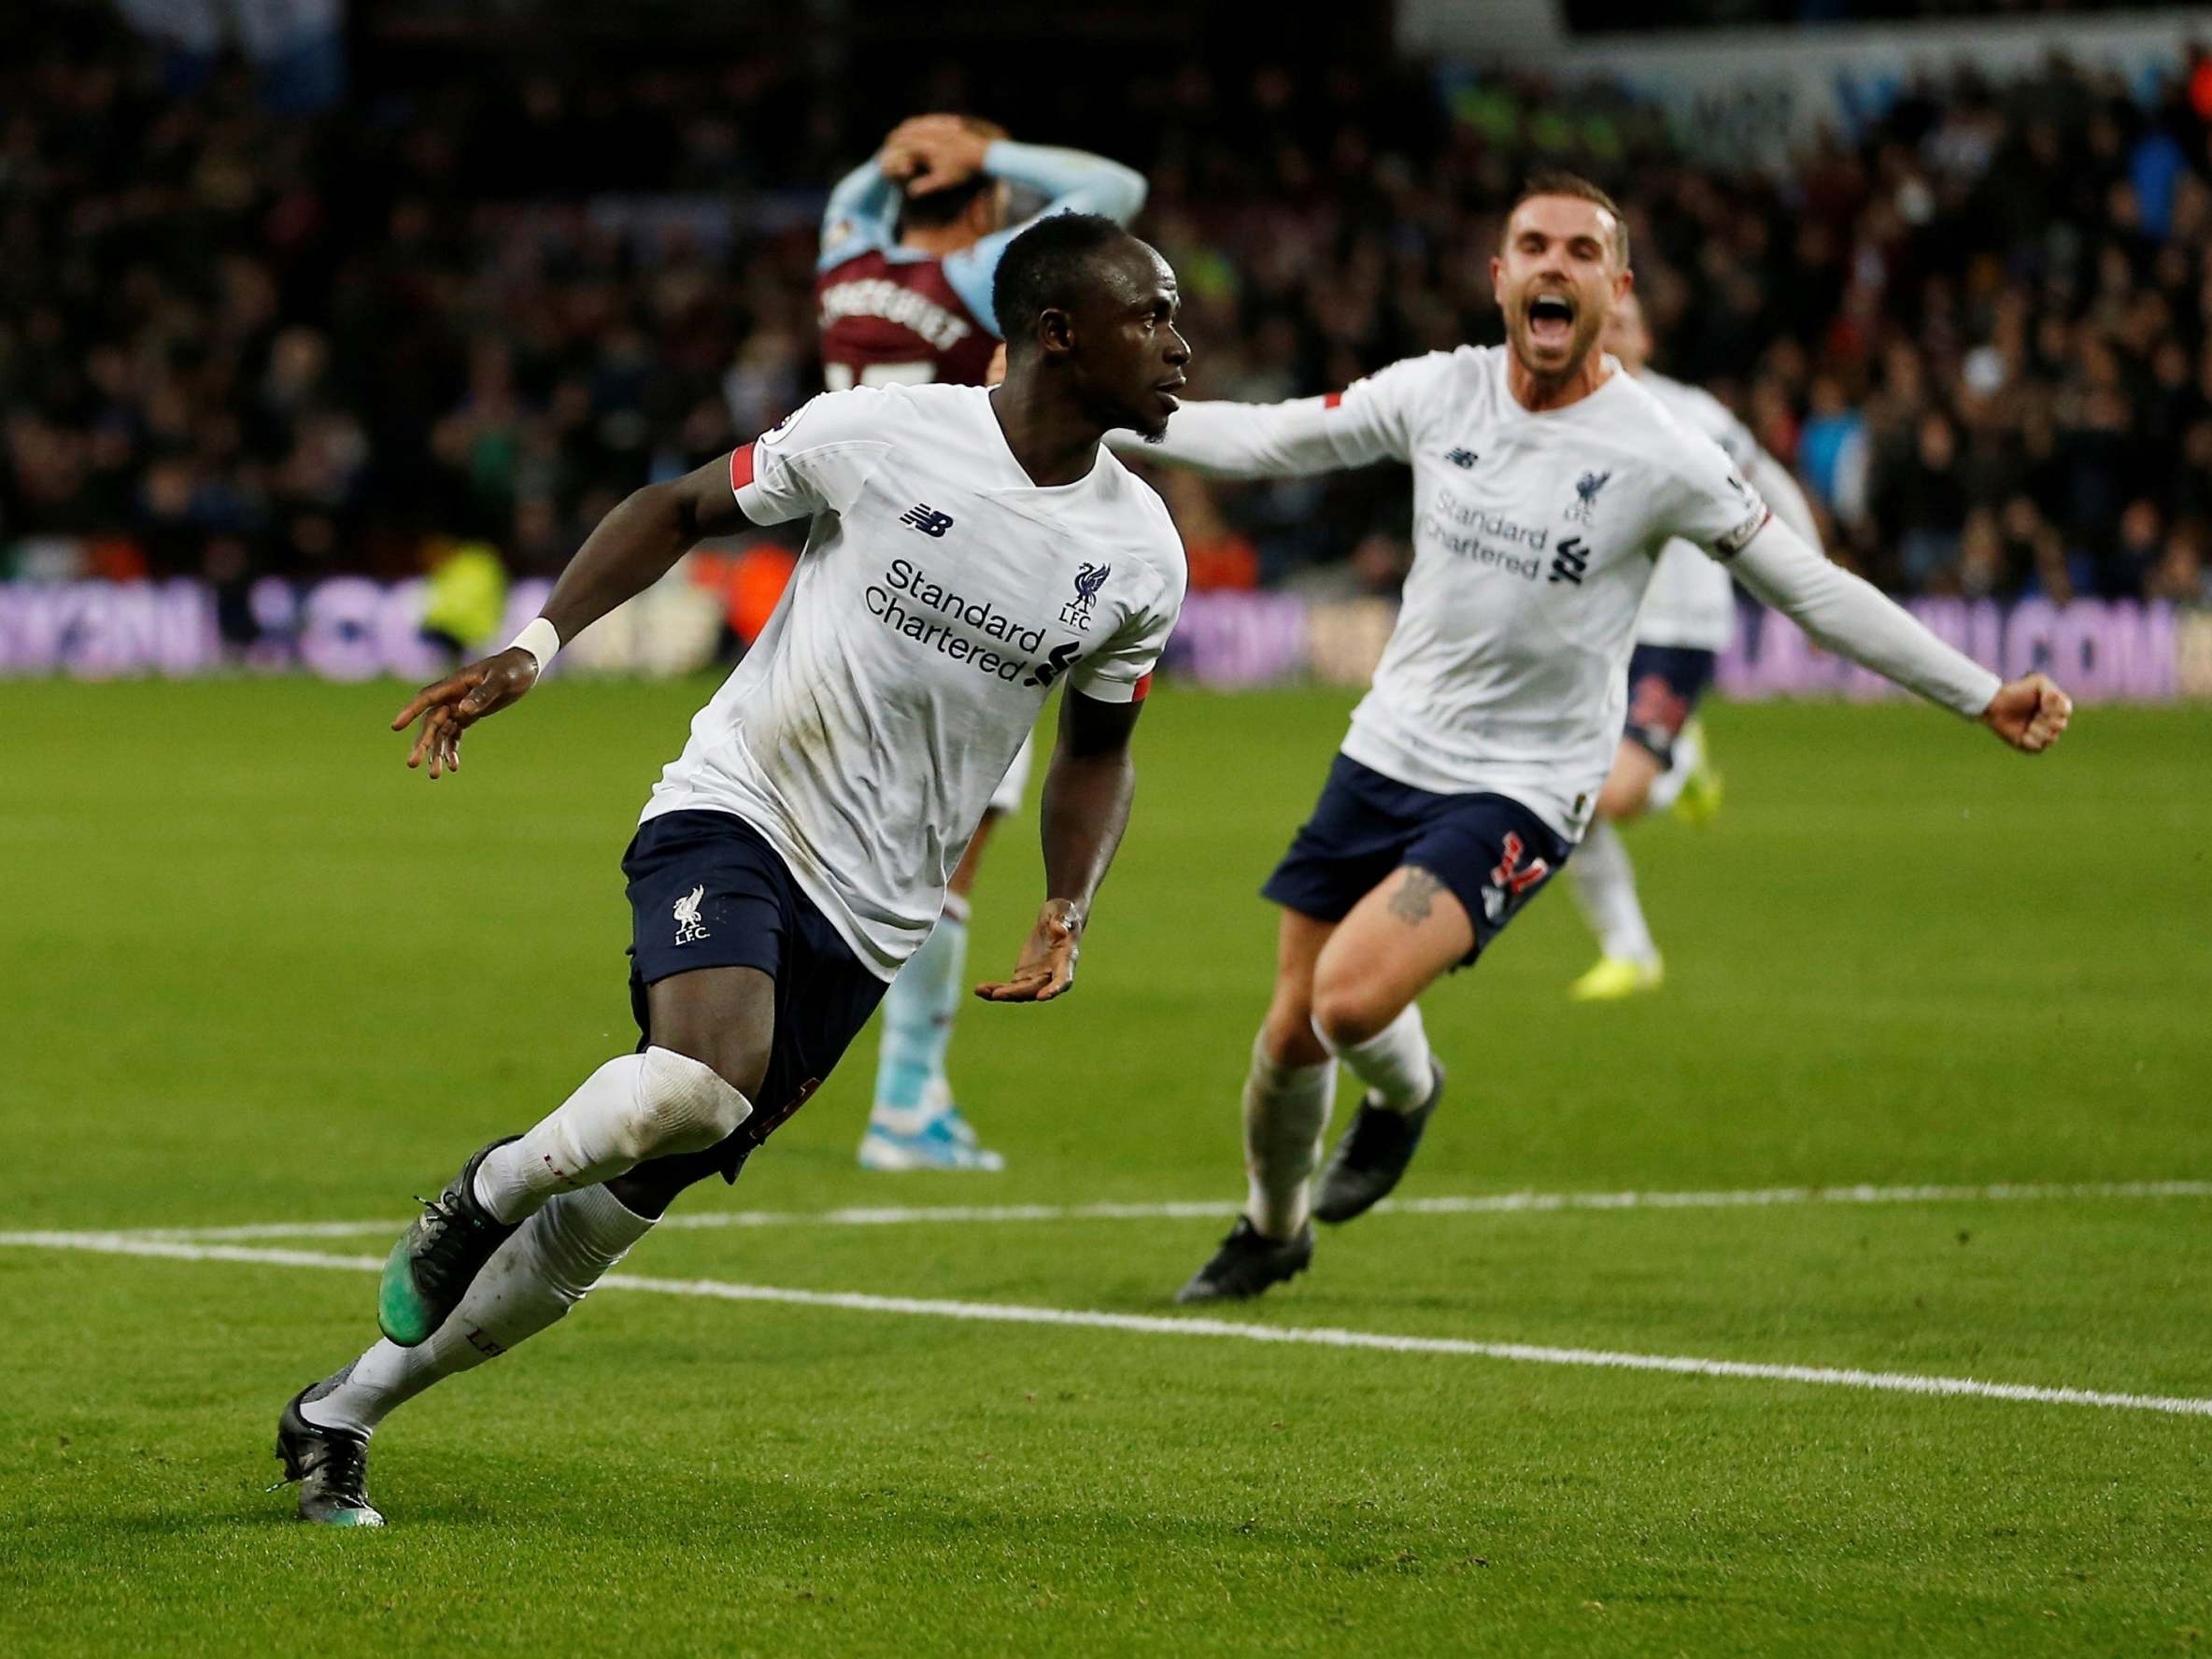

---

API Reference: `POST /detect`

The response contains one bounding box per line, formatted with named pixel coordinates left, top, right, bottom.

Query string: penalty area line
left=57, top=1177, right=2212, bottom=1243
left=2, top=1228, right=2207, bottom=1421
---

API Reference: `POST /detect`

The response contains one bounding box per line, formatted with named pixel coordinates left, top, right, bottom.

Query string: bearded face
left=1492, top=194, right=1629, bottom=386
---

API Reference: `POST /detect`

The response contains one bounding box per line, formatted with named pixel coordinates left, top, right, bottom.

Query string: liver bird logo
left=1061, top=561, right=1113, bottom=627
left=673, top=885, right=710, bottom=944
left=1567, top=469, right=1612, bottom=523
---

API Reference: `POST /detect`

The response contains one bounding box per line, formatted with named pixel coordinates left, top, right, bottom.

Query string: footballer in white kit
left=1121, top=171, right=2071, bottom=1303
left=1563, top=290, right=1828, bottom=1001
left=271, top=213, right=1190, bottom=1525
left=642, top=379, right=1183, bottom=989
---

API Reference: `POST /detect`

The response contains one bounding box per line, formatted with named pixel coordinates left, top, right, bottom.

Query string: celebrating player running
left=1120, top=170, right=2071, bottom=1304
left=275, top=213, right=1190, bottom=1524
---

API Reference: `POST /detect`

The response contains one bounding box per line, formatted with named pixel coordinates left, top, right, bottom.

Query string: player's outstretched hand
left=1980, top=671, right=2073, bottom=754
left=390, top=646, right=541, bottom=779
left=975, top=900, right=1083, bottom=1003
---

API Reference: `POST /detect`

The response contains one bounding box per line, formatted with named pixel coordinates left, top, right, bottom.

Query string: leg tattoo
left=1387, top=867, right=1443, bottom=927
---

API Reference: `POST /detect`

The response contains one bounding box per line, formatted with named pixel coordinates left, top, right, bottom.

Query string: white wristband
left=505, top=617, right=561, bottom=670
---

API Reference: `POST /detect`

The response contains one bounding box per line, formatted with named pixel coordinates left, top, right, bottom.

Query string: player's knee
left=1259, top=997, right=1328, bottom=1068
left=616, top=1045, right=754, bottom=1160
left=1597, top=772, right=1652, bottom=820
left=1261, top=1015, right=1329, bottom=1070
left=1308, top=977, right=1397, bottom=1052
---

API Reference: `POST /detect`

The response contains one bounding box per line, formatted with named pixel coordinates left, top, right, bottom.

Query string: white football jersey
left=644, top=384, right=1186, bottom=978
left=1138, top=346, right=1769, bottom=841
left=1632, top=370, right=1757, bottom=654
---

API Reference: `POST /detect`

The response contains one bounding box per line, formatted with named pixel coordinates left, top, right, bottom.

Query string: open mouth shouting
left=1525, top=289, right=1577, bottom=350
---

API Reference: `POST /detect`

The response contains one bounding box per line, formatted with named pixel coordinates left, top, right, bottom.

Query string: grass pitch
left=3, top=677, right=2209, bottom=1656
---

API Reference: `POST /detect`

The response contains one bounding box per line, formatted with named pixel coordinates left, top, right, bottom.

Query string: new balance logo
left=1445, top=447, right=1479, bottom=469
left=900, top=504, right=955, bottom=538
left=1547, top=534, right=1589, bottom=586
left=673, top=885, right=710, bottom=945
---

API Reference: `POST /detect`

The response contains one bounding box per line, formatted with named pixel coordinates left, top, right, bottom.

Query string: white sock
left=1241, top=1032, right=1337, bottom=1240
left=1319, top=1003, right=1436, bottom=1113
left=299, top=1184, right=655, bottom=1438
left=870, top=894, right=971, bottom=1132
left=475, top=1047, right=750, bottom=1225
left=1567, top=818, right=1658, bottom=964
left=1649, top=727, right=1700, bottom=812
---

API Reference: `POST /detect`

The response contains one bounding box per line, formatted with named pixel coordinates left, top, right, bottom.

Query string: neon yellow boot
left=1568, top=954, right=1666, bottom=1001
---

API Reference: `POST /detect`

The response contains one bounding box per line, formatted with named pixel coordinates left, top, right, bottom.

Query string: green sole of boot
left=376, top=1238, right=436, bottom=1347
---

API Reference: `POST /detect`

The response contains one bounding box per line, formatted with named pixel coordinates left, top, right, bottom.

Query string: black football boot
left=1312, top=1058, right=1446, bottom=1225
left=376, top=1137, right=519, bottom=1346
left=1173, top=1216, right=1316, bottom=1304
left=273, top=1381, right=384, bottom=1527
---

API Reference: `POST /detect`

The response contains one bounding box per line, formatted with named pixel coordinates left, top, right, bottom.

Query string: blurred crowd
left=5, top=10, right=2212, bottom=618
left=1141, top=50, right=2212, bottom=608
left=1566, top=0, right=2203, bottom=29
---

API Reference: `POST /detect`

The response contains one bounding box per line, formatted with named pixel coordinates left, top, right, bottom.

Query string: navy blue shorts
left=1623, top=645, right=1716, bottom=767
left=623, top=810, right=887, bottom=1180
left=1260, top=754, right=1570, bottom=967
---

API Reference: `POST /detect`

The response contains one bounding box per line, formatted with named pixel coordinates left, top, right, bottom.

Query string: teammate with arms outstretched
left=1121, top=172, right=2070, bottom=1302
left=274, top=214, right=1190, bottom=1524
left=820, top=112, right=1149, bottom=1170
left=1564, top=290, right=1825, bottom=1001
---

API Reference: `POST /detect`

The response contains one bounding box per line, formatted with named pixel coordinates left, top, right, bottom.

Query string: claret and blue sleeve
left=943, top=141, right=1147, bottom=333
left=816, top=159, right=903, bottom=272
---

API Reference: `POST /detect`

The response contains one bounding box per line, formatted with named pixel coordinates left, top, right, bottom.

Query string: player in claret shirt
left=817, top=111, right=1148, bottom=1170
left=272, top=213, right=1188, bottom=1526
left=817, top=113, right=1145, bottom=393
left=1119, top=171, right=2072, bottom=1304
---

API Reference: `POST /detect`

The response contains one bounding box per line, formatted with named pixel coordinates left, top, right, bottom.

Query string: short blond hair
left=1505, top=169, right=1629, bottom=269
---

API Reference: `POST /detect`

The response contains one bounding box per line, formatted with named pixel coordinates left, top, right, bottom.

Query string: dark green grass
left=3, top=679, right=2210, bottom=1654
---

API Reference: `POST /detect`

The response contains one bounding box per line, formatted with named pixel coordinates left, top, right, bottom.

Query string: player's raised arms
left=820, top=114, right=1147, bottom=292
left=1727, top=518, right=2068, bottom=749
left=1121, top=371, right=2063, bottom=753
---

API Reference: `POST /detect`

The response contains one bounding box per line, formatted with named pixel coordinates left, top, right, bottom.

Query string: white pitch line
left=0, top=1232, right=386, bottom=1272
left=3, top=1229, right=2207, bottom=1421
left=59, top=1178, right=2212, bottom=1243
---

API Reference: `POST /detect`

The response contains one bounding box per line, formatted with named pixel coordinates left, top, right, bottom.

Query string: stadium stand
left=5, top=8, right=2211, bottom=614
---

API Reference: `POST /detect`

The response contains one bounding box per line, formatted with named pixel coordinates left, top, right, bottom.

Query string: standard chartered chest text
left=859, top=554, right=1099, bottom=691
left=1411, top=461, right=1654, bottom=597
